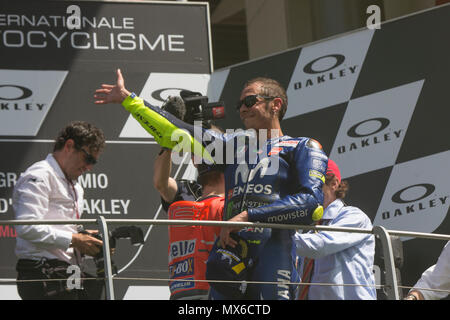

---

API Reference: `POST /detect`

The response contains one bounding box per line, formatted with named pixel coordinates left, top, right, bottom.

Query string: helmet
left=206, top=234, right=252, bottom=298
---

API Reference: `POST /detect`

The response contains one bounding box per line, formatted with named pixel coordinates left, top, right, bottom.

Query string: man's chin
left=69, top=172, right=83, bottom=181
left=242, top=118, right=253, bottom=129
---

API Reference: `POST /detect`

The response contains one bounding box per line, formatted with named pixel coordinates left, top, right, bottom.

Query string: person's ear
left=272, top=97, right=282, bottom=114
left=330, top=177, right=340, bottom=192
left=64, top=138, right=75, bottom=152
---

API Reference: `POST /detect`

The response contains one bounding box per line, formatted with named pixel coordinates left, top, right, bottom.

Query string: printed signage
left=0, top=0, right=212, bottom=300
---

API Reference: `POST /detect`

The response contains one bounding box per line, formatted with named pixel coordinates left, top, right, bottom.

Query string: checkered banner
left=207, top=5, right=450, bottom=293
left=1, top=1, right=449, bottom=299
left=0, top=0, right=212, bottom=299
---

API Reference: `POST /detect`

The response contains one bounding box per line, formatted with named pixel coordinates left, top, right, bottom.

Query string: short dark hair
left=197, top=169, right=224, bottom=188
left=196, top=124, right=224, bottom=187
left=54, top=121, right=105, bottom=153
left=244, top=77, right=288, bottom=121
left=325, top=174, right=349, bottom=199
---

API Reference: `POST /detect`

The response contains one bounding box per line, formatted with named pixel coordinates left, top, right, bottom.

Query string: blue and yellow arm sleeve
left=122, top=94, right=215, bottom=163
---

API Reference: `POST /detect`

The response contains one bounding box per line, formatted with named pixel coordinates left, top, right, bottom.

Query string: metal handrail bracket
left=373, top=225, right=400, bottom=300
left=96, top=216, right=115, bottom=300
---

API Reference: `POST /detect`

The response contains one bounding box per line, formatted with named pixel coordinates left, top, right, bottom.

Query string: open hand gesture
left=94, top=69, right=131, bottom=104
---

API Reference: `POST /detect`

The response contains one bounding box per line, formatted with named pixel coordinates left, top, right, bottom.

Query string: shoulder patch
left=310, top=151, right=328, bottom=160
left=268, top=147, right=282, bottom=156
left=309, top=169, right=325, bottom=183
left=274, top=140, right=300, bottom=148
left=306, top=138, right=323, bottom=150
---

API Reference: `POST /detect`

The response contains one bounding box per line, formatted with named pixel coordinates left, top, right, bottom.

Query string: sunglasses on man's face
left=236, top=94, right=277, bottom=110
left=78, top=147, right=97, bottom=165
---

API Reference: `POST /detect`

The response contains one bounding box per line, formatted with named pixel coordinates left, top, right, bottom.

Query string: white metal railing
left=1, top=218, right=449, bottom=300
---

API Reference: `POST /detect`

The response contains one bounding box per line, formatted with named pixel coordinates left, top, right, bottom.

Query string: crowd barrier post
left=96, top=216, right=115, bottom=300
left=373, top=225, right=400, bottom=300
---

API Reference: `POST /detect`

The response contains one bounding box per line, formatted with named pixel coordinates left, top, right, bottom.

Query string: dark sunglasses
left=78, top=147, right=97, bottom=165
left=236, top=94, right=277, bottom=110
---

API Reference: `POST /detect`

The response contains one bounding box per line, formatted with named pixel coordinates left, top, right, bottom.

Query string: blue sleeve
left=247, top=139, right=327, bottom=224
left=294, top=207, right=373, bottom=259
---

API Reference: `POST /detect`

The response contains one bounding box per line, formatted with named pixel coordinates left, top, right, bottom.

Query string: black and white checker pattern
left=0, top=0, right=212, bottom=299
left=1, top=1, right=449, bottom=299
left=207, top=4, right=450, bottom=288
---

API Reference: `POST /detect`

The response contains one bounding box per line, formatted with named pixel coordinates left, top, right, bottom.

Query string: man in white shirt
left=13, top=121, right=105, bottom=300
left=294, top=159, right=377, bottom=300
left=404, top=241, right=450, bottom=300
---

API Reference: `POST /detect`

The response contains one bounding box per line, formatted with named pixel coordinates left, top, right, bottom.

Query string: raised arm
left=94, top=69, right=217, bottom=163
left=153, top=149, right=178, bottom=204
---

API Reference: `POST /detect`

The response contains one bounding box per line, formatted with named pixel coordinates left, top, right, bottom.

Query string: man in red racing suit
left=154, top=144, right=225, bottom=299
left=168, top=196, right=223, bottom=299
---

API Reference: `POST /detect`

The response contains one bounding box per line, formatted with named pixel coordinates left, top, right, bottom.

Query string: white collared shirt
left=412, top=241, right=450, bottom=300
left=294, top=199, right=377, bottom=300
left=13, top=154, right=83, bottom=264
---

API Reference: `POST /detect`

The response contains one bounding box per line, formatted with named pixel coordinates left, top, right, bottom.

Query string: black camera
left=78, top=226, right=144, bottom=277
left=162, top=90, right=225, bottom=128
left=180, top=90, right=225, bottom=125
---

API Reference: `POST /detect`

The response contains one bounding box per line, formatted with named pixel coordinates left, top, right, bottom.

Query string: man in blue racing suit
left=94, top=70, right=328, bottom=300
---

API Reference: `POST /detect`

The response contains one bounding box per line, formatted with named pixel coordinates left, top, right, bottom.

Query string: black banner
left=0, top=0, right=211, bottom=300
left=208, top=4, right=450, bottom=299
